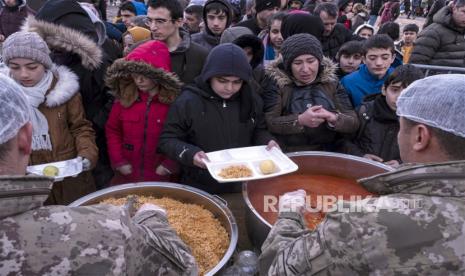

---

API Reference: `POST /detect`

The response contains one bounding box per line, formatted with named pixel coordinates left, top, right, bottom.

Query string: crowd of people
left=0, top=0, right=464, bottom=274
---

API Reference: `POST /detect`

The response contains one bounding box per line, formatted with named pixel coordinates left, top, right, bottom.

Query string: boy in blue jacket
left=341, top=34, right=396, bottom=107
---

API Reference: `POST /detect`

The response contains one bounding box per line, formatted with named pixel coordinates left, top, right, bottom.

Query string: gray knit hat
left=2, top=32, right=53, bottom=69
left=281, top=33, right=323, bottom=74
left=397, top=74, right=465, bottom=138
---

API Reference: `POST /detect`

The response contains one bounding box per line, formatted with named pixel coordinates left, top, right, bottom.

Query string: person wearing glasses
left=146, top=0, right=208, bottom=85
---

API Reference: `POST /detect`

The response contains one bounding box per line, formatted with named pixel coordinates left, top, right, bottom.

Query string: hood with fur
left=0, top=65, right=80, bottom=107
left=265, top=56, right=338, bottom=88
left=105, top=60, right=181, bottom=107
left=21, top=16, right=102, bottom=70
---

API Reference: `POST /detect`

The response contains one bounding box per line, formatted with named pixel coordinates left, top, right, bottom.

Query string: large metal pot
left=70, top=182, right=238, bottom=276
left=243, top=151, right=394, bottom=249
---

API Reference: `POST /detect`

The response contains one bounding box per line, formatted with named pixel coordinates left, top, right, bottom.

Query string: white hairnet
left=397, top=74, right=465, bottom=138
left=0, top=74, right=30, bottom=144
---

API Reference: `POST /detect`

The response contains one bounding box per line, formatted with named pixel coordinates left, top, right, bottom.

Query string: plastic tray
left=26, top=158, right=83, bottom=182
left=205, top=146, right=299, bottom=183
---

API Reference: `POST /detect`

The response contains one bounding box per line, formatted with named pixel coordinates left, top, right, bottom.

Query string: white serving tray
left=27, top=158, right=83, bottom=182
left=205, top=146, right=299, bottom=183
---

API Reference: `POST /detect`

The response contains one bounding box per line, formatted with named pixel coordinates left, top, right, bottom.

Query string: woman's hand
left=363, top=154, right=384, bottom=162
left=298, top=105, right=326, bottom=128
left=266, top=140, right=281, bottom=150
left=313, top=108, right=339, bottom=125
left=116, top=164, right=133, bottom=175
left=193, top=151, right=209, bottom=169
left=155, top=164, right=171, bottom=176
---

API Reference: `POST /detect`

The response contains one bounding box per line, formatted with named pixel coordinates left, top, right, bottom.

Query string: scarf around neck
left=19, top=70, right=54, bottom=151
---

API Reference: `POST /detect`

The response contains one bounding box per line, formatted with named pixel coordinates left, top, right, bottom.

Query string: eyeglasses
left=144, top=17, right=173, bottom=27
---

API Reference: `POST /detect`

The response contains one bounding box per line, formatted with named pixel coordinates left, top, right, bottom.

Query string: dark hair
left=384, top=64, right=424, bottom=88
left=404, top=118, right=465, bottom=160
left=362, top=34, right=395, bottom=55
left=148, top=0, right=183, bottom=20
left=233, top=34, right=264, bottom=69
left=267, top=11, right=287, bottom=30
left=120, top=1, right=136, bottom=14
left=184, top=4, right=203, bottom=19
left=403, top=23, right=419, bottom=33
left=205, top=2, right=229, bottom=16
left=314, top=2, right=338, bottom=18
left=378, top=22, right=400, bottom=41
left=336, top=40, right=363, bottom=60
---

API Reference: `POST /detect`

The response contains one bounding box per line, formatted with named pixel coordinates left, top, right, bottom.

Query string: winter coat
left=236, top=17, right=262, bottom=35
left=423, top=0, right=445, bottom=28
left=369, top=0, right=384, bottom=15
left=262, top=57, right=359, bottom=152
left=410, top=6, right=465, bottom=67
left=321, top=23, right=355, bottom=60
left=341, top=64, right=395, bottom=107
left=0, top=66, right=98, bottom=205
left=0, top=0, right=35, bottom=38
left=105, top=45, right=181, bottom=185
left=344, top=94, right=400, bottom=162
left=171, top=29, right=209, bottom=85
left=351, top=12, right=370, bottom=31
left=192, top=0, right=233, bottom=51
left=158, top=80, right=273, bottom=193
left=0, top=176, right=198, bottom=275
left=378, top=0, right=401, bottom=25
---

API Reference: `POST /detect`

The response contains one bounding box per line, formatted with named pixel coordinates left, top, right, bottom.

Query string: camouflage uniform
left=259, top=161, right=465, bottom=275
left=0, top=176, right=198, bottom=275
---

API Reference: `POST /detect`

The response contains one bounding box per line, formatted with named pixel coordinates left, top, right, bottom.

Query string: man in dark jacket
left=368, top=0, right=383, bottom=24
left=315, top=2, right=356, bottom=60
left=0, top=0, right=35, bottom=41
left=410, top=2, right=465, bottom=67
left=147, top=0, right=208, bottom=84
left=158, top=43, right=278, bottom=194
left=23, top=0, right=117, bottom=188
left=192, top=0, right=233, bottom=51
left=236, top=0, right=280, bottom=35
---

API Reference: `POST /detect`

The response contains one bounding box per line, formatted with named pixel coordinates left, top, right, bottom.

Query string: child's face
left=123, top=34, right=135, bottom=56
left=269, top=20, right=283, bottom=49
left=131, top=74, right=157, bottom=92
left=358, top=28, right=373, bottom=39
left=402, top=31, right=417, bottom=45
left=339, top=53, right=362, bottom=74
left=382, top=81, right=403, bottom=111
left=210, top=76, right=243, bottom=99
left=363, top=48, right=395, bottom=79
left=8, top=58, right=46, bottom=87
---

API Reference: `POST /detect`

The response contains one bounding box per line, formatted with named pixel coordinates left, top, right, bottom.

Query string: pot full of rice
left=69, top=182, right=238, bottom=276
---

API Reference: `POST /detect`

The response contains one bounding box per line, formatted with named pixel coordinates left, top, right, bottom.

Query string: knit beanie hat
left=220, top=26, right=254, bottom=44
left=126, top=26, right=152, bottom=43
left=281, top=33, right=323, bottom=74
left=397, top=74, right=465, bottom=138
left=2, top=32, right=53, bottom=69
left=281, top=13, right=324, bottom=40
left=255, top=0, right=280, bottom=13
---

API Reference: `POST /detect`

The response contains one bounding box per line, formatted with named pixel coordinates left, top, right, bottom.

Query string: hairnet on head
left=397, top=74, right=465, bottom=138
left=0, top=75, right=30, bottom=144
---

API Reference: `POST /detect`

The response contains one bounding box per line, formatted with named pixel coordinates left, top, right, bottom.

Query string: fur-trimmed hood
left=265, top=56, right=338, bottom=89
left=105, top=59, right=181, bottom=107
left=21, top=16, right=102, bottom=70
left=0, top=65, right=80, bottom=107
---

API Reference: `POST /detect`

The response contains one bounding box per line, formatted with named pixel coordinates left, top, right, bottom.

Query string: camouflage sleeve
left=260, top=210, right=366, bottom=275
left=132, top=210, right=199, bottom=275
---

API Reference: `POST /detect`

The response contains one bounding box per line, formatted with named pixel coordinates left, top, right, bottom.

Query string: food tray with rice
left=204, top=146, right=299, bottom=183
left=69, top=182, right=238, bottom=276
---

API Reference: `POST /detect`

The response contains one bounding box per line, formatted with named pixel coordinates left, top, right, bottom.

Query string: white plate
left=27, top=158, right=83, bottom=182
left=205, top=146, right=299, bottom=183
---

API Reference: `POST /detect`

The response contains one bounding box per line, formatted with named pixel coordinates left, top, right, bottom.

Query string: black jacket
left=236, top=18, right=262, bottom=35
left=344, top=94, right=400, bottom=162
left=158, top=80, right=273, bottom=193
left=321, top=24, right=355, bottom=60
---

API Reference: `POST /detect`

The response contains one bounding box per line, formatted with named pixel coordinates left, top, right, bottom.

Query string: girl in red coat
left=105, top=41, right=180, bottom=185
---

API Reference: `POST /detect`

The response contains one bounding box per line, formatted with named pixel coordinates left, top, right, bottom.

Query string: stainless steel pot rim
left=69, top=182, right=238, bottom=276
left=242, top=151, right=395, bottom=228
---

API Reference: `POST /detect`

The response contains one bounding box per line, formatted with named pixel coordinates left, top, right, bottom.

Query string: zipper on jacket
left=223, top=100, right=227, bottom=108
left=0, top=188, right=50, bottom=199
left=140, top=96, right=153, bottom=180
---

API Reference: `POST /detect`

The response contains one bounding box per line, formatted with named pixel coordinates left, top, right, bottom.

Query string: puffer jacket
left=262, top=57, right=359, bottom=152
left=410, top=6, right=465, bottom=67
left=0, top=0, right=35, bottom=38
left=0, top=65, right=98, bottom=205
left=344, top=94, right=400, bottom=162
left=191, top=0, right=233, bottom=51
left=105, top=41, right=181, bottom=185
